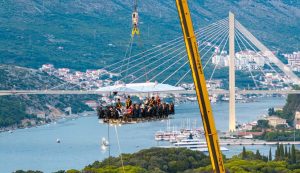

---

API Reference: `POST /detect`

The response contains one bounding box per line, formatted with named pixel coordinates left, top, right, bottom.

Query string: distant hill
left=0, top=0, right=299, bottom=72
left=0, top=64, right=95, bottom=128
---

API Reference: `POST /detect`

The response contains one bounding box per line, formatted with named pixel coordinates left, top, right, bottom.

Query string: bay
left=0, top=97, right=286, bottom=172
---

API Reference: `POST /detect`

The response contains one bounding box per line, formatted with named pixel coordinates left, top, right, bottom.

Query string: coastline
left=0, top=111, right=96, bottom=133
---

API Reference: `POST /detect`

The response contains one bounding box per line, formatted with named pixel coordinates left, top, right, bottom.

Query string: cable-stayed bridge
left=1, top=12, right=299, bottom=131
left=1, top=89, right=300, bottom=96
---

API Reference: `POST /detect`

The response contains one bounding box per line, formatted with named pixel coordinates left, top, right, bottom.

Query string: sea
left=0, top=96, right=291, bottom=172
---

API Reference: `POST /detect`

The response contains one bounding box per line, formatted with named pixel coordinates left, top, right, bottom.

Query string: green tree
left=269, top=148, right=272, bottom=161
left=280, top=144, right=285, bottom=159
left=257, top=119, right=269, bottom=129
left=268, top=107, right=275, bottom=116
left=275, top=143, right=280, bottom=160
left=242, top=146, right=247, bottom=159
left=285, top=145, right=288, bottom=158
left=255, top=150, right=262, bottom=160
left=288, top=147, right=292, bottom=160
left=292, top=144, right=297, bottom=164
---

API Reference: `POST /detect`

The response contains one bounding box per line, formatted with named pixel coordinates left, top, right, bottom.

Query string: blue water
left=0, top=97, right=286, bottom=172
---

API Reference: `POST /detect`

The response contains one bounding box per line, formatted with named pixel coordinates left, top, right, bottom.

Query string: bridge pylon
left=229, top=11, right=236, bottom=132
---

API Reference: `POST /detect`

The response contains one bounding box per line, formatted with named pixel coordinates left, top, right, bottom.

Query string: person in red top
left=155, top=95, right=161, bottom=106
left=124, top=105, right=133, bottom=121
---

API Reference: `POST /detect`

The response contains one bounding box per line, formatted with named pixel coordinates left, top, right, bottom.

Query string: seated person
left=97, top=106, right=105, bottom=119
left=149, top=97, right=156, bottom=107
left=124, top=105, right=133, bottom=120
left=156, top=95, right=161, bottom=106
left=132, top=104, right=141, bottom=118
left=157, top=104, right=163, bottom=118
left=111, top=107, right=119, bottom=119
left=144, top=97, right=149, bottom=106
left=162, top=103, right=169, bottom=117
left=115, top=98, right=122, bottom=109
left=125, top=96, right=132, bottom=109
left=146, top=105, right=154, bottom=117
left=169, top=102, right=175, bottom=114
left=140, top=104, right=146, bottom=118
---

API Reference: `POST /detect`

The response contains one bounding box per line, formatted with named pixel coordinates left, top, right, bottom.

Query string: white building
left=294, top=111, right=300, bottom=129
left=57, top=68, right=70, bottom=76
left=284, top=51, right=300, bottom=72
left=265, top=116, right=287, bottom=127
left=40, top=64, right=54, bottom=73
left=235, top=50, right=265, bottom=70
left=211, top=49, right=265, bottom=70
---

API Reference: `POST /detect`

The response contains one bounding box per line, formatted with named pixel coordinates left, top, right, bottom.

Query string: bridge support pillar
left=229, top=12, right=236, bottom=132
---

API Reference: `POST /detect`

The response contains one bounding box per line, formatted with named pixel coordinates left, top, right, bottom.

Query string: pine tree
left=256, top=150, right=261, bottom=160
left=242, top=146, right=247, bottom=159
left=292, top=144, right=296, bottom=164
left=280, top=144, right=284, bottom=159
left=275, top=143, right=280, bottom=160
left=288, top=147, right=292, bottom=160
left=285, top=145, right=288, bottom=158
left=269, top=148, right=272, bottom=161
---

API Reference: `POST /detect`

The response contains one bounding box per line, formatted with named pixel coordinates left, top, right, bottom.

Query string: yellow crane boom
left=175, top=0, right=225, bottom=172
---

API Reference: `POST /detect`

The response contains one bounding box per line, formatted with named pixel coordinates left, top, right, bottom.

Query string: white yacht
left=161, top=137, right=229, bottom=152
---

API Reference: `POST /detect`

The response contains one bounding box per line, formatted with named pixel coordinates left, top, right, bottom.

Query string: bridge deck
left=0, top=89, right=300, bottom=96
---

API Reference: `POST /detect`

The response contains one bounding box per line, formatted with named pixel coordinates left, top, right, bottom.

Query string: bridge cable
left=235, top=29, right=267, bottom=77
left=235, top=32, right=259, bottom=88
left=162, top=29, right=229, bottom=84
left=50, top=19, right=229, bottom=90
left=112, top=19, right=228, bottom=74
left=114, top=125, right=125, bottom=173
left=235, top=24, right=281, bottom=76
left=129, top=50, right=187, bottom=83
left=235, top=29, right=281, bottom=88
left=175, top=69, right=191, bottom=86
left=209, top=35, right=229, bottom=82
left=162, top=60, right=189, bottom=84
left=121, top=47, right=186, bottom=82
left=117, top=36, right=134, bottom=82
left=129, top=25, right=229, bottom=83
left=202, top=28, right=229, bottom=69
left=174, top=27, right=229, bottom=86
left=149, top=55, right=188, bottom=82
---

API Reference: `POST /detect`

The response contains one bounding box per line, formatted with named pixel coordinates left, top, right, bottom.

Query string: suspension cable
left=130, top=50, right=187, bottom=83
left=118, top=36, right=134, bottom=79
left=162, top=60, right=189, bottom=84
left=150, top=55, right=187, bottom=82
left=174, top=27, right=229, bottom=86
left=119, top=24, right=228, bottom=79
left=120, top=47, right=186, bottom=82
left=202, top=28, right=229, bottom=69
left=127, top=26, right=228, bottom=83
left=175, top=69, right=191, bottom=86
left=235, top=26, right=280, bottom=76
left=209, top=35, right=229, bottom=82
left=235, top=30, right=266, bottom=77
left=235, top=31, right=258, bottom=88
left=235, top=29, right=281, bottom=88
left=114, top=125, right=125, bottom=173
left=112, top=19, right=228, bottom=73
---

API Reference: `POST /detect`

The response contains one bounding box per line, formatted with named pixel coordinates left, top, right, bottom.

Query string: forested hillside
left=0, top=65, right=96, bottom=128
left=0, top=0, right=299, bottom=71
